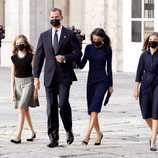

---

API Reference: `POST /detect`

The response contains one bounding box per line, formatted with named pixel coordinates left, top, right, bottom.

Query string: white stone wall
left=69, top=0, right=85, bottom=31
left=53, top=0, right=69, bottom=27
left=83, top=0, right=123, bottom=72
left=1, top=0, right=20, bottom=66
left=1, top=0, right=52, bottom=66
left=30, top=0, right=52, bottom=47
left=84, top=0, right=105, bottom=41
left=104, top=0, right=123, bottom=72
left=1, top=0, right=123, bottom=72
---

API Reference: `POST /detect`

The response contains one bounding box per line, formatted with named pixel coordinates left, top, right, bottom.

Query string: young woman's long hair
left=142, top=32, right=158, bottom=51
left=90, top=28, right=111, bottom=50
left=12, top=34, right=34, bottom=54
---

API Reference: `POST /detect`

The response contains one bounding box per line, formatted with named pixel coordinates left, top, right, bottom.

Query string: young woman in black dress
left=134, top=32, right=158, bottom=151
left=10, top=35, right=38, bottom=143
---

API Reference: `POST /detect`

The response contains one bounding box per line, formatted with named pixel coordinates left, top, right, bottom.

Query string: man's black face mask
left=50, top=19, right=60, bottom=27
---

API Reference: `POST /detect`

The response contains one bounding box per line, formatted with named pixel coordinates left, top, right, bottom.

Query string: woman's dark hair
left=12, top=34, right=34, bottom=54
left=142, top=32, right=158, bottom=51
left=90, top=28, right=111, bottom=49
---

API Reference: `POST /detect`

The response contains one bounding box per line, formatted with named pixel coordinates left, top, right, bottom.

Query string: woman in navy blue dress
left=79, top=28, right=113, bottom=145
left=134, top=32, right=158, bottom=151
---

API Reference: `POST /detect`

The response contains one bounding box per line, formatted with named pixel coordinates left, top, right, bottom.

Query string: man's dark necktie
left=54, top=30, right=58, bottom=55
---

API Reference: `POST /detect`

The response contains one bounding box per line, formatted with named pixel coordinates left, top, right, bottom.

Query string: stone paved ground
left=0, top=67, right=157, bottom=158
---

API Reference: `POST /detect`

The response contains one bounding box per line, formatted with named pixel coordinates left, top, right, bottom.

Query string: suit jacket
left=34, top=26, right=82, bottom=87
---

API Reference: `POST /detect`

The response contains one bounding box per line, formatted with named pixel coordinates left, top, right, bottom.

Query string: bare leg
left=94, top=116, right=102, bottom=142
left=83, top=112, right=98, bottom=141
left=15, top=108, right=26, bottom=140
left=25, top=108, right=35, bottom=136
left=151, top=119, right=158, bottom=145
left=145, top=118, right=152, bottom=130
left=145, top=118, right=158, bottom=133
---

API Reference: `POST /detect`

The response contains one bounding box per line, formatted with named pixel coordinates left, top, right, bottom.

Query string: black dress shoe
left=94, top=133, right=103, bottom=145
left=47, top=141, right=59, bottom=148
left=27, top=133, right=36, bottom=141
left=10, top=139, right=21, bottom=144
left=66, top=130, right=74, bottom=145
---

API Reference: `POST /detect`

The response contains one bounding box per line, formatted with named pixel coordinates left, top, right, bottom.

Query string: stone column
left=104, top=0, right=123, bottom=72
left=29, top=0, right=53, bottom=47
left=69, top=0, right=85, bottom=30
left=0, top=0, right=5, bottom=65
left=53, top=0, right=69, bottom=27
left=0, top=0, right=4, bottom=25
left=83, top=0, right=123, bottom=72
left=1, top=0, right=20, bottom=66
left=115, top=0, right=123, bottom=72
left=82, top=0, right=105, bottom=70
left=1, top=0, right=53, bottom=66
left=84, top=0, right=105, bottom=42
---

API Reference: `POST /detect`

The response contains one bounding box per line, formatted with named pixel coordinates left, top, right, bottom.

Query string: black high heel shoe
left=149, top=139, right=157, bottom=151
left=82, top=138, right=90, bottom=146
left=94, top=133, right=103, bottom=145
left=10, top=139, right=21, bottom=144
left=27, top=133, right=36, bottom=141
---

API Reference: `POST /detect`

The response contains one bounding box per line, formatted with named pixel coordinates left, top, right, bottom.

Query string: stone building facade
left=0, top=0, right=158, bottom=72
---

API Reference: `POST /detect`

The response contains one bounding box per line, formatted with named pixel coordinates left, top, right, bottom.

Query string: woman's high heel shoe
left=27, top=133, right=36, bottom=141
left=149, top=139, right=157, bottom=151
left=10, top=139, right=21, bottom=144
left=94, top=133, right=103, bottom=145
left=82, top=138, right=90, bottom=146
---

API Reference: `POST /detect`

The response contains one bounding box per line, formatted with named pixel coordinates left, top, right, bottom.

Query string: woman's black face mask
left=148, top=41, right=158, bottom=49
left=93, top=41, right=103, bottom=47
left=16, top=44, right=25, bottom=51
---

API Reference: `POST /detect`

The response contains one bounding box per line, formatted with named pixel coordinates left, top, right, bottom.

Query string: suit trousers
left=45, top=83, right=72, bottom=142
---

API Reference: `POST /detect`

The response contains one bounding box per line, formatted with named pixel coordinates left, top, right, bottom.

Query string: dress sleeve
left=107, top=47, right=113, bottom=87
left=78, top=45, right=88, bottom=69
left=135, top=53, right=144, bottom=82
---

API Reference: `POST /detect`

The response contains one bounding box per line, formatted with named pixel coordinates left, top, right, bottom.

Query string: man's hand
left=33, top=88, right=39, bottom=100
left=55, top=55, right=65, bottom=63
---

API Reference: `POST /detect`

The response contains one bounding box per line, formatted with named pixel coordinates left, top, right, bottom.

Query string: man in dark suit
left=34, top=8, right=82, bottom=148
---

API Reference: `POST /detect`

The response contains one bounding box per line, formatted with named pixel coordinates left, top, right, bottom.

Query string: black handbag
left=104, top=91, right=111, bottom=106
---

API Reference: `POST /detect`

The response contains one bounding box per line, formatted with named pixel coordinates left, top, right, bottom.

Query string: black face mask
left=149, top=41, right=158, bottom=49
left=16, top=44, right=25, bottom=51
left=50, top=19, right=60, bottom=27
left=93, top=41, right=103, bottom=47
